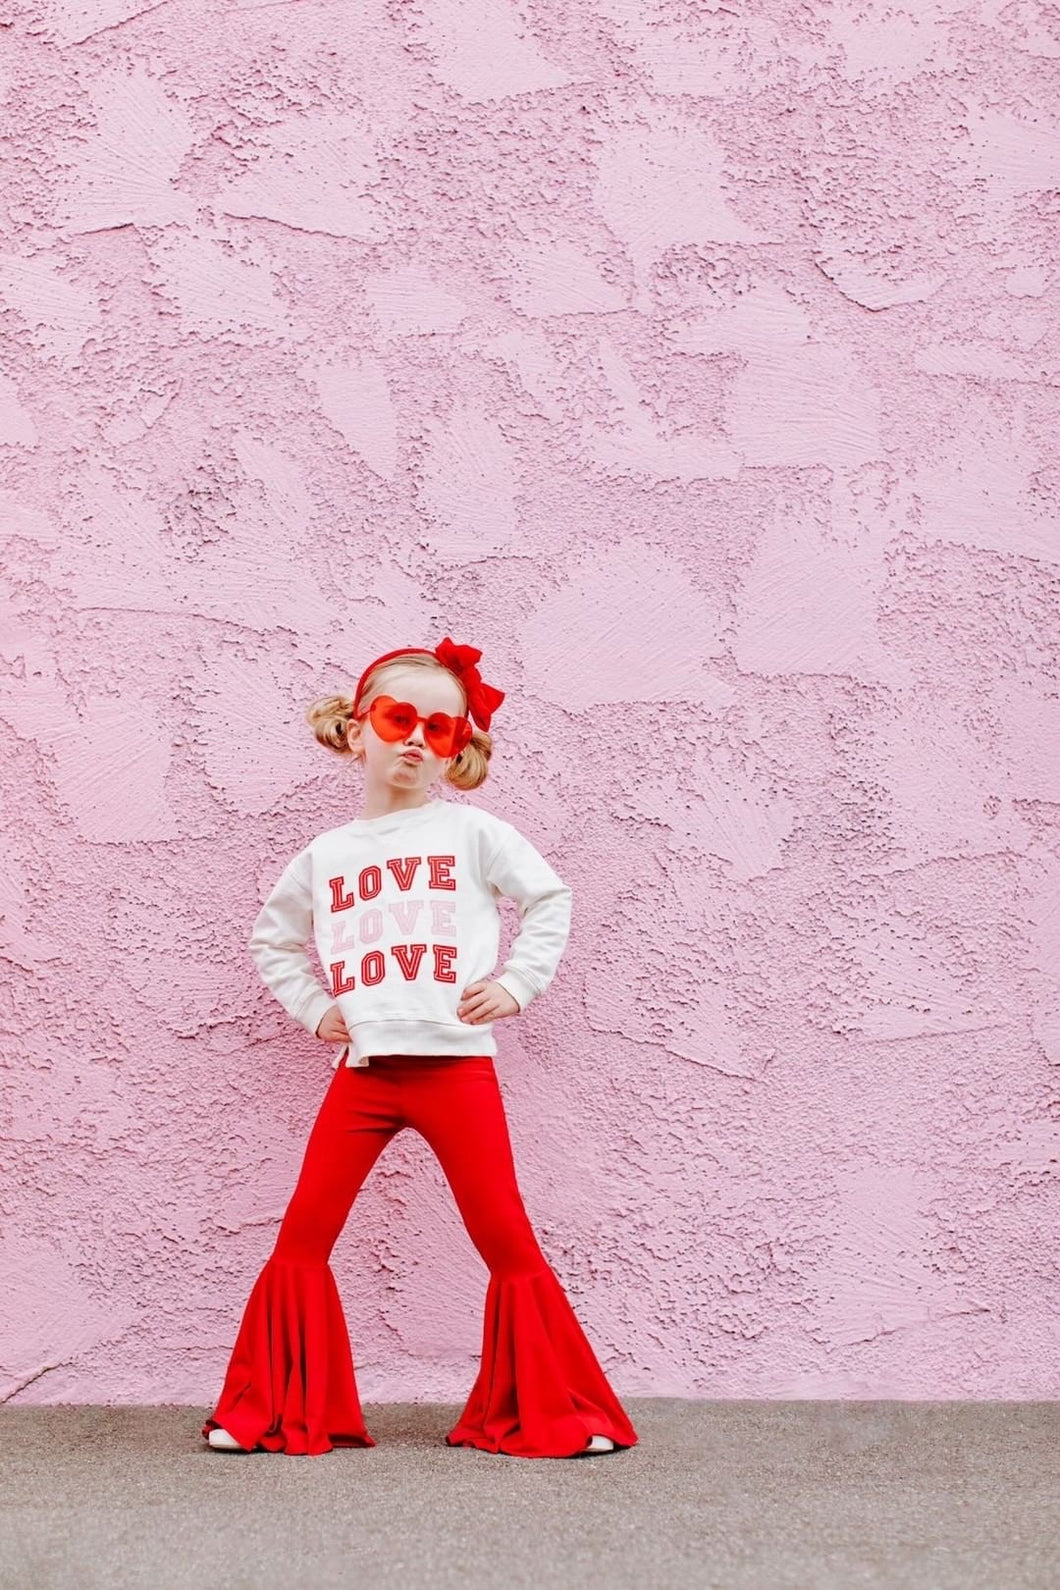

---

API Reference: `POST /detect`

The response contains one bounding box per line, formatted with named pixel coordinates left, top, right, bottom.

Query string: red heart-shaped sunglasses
left=354, top=695, right=474, bottom=759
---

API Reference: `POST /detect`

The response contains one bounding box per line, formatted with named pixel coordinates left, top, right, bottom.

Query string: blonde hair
left=305, top=653, right=493, bottom=792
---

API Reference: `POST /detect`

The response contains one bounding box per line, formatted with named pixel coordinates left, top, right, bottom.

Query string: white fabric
left=248, top=797, right=572, bottom=1068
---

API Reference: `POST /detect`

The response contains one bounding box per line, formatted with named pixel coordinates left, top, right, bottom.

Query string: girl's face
left=347, top=667, right=468, bottom=792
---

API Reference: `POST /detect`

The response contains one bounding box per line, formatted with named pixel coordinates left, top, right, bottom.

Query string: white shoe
left=584, top=1434, right=615, bottom=1453
left=207, top=1426, right=249, bottom=1452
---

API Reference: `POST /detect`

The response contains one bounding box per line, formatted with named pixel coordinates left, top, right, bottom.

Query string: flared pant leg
left=203, top=1052, right=638, bottom=1460
left=402, top=1055, right=639, bottom=1459
left=202, top=1060, right=400, bottom=1456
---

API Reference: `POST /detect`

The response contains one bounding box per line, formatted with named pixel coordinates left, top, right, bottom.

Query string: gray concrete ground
left=1, top=1399, right=1058, bottom=1590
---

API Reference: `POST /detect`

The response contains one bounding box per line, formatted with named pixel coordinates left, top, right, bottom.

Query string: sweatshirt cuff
left=294, top=987, right=336, bottom=1038
left=494, top=969, right=538, bottom=1014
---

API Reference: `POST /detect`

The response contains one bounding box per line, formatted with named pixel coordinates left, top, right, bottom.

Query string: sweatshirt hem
left=333, top=1020, right=500, bottom=1069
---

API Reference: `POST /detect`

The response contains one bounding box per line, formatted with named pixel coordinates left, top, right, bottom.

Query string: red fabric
left=446, top=1265, right=639, bottom=1457
left=202, top=1054, right=638, bottom=1459
left=350, top=636, right=505, bottom=730
left=201, top=1258, right=373, bottom=1456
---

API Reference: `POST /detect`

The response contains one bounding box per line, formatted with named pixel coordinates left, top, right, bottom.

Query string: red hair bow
left=432, top=636, right=505, bottom=731
left=350, top=637, right=505, bottom=732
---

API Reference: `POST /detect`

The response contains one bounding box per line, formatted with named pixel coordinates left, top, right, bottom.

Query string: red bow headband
left=351, top=637, right=506, bottom=732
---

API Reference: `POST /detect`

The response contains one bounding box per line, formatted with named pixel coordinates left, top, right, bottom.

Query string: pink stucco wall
left=3, top=1, right=1060, bottom=1408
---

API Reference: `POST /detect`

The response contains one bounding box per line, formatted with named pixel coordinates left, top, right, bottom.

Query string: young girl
left=202, top=637, right=639, bottom=1460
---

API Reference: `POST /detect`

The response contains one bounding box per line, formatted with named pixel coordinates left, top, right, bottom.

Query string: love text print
left=326, top=853, right=457, bottom=996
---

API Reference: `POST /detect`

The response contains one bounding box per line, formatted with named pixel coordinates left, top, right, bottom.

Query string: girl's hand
left=457, top=980, right=520, bottom=1025
left=315, top=1005, right=350, bottom=1043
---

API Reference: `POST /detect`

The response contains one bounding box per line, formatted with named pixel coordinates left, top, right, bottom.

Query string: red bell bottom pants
left=202, top=1053, right=639, bottom=1458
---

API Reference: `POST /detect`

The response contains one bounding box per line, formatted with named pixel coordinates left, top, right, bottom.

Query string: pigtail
left=305, top=693, right=355, bottom=755
left=445, top=726, right=492, bottom=792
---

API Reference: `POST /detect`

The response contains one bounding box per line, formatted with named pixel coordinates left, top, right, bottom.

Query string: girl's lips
left=400, top=752, right=423, bottom=762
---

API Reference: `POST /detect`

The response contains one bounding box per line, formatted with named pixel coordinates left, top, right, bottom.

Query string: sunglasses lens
left=372, top=698, right=413, bottom=739
left=368, top=697, right=470, bottom=757
left=425, top=714, right=456, bottom=755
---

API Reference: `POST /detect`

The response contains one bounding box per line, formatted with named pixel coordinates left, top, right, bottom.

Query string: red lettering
left=361, top=950, right=385, bottom=986
left=433, top=944, right=457, bottom=983
left=428, top=855, right=456, bottom=890
left=391, top=943, right=427, bottom=981
left=359, top=865, right=382, bottom=900
left=329, top=876, right=355, bottom=913
left=386, top=856, right=422, bottom=892
left=330, top=960, right=356, bottom=995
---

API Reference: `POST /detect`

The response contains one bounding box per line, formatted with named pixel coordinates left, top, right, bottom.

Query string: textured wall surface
left=2, top=0, right=1059, bottom=1408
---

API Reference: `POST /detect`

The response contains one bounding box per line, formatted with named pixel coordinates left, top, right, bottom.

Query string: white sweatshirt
left=248, top=796, right=573, bottom=1068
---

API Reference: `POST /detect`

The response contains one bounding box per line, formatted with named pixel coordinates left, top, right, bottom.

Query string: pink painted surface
left=1, top=1, right=1059, bottom=1408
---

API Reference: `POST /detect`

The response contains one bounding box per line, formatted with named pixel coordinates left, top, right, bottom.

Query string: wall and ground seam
left=1, top=2, right=1059, bottom=1406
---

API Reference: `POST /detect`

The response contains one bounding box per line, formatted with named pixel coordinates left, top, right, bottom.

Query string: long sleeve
left=484, top=822, right=573, bottom=1013
left=248, top=845, right=335, bottom=1039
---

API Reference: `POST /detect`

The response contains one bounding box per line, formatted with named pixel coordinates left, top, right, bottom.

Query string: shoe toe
left=207, top=1427, right=249, bottom=1452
